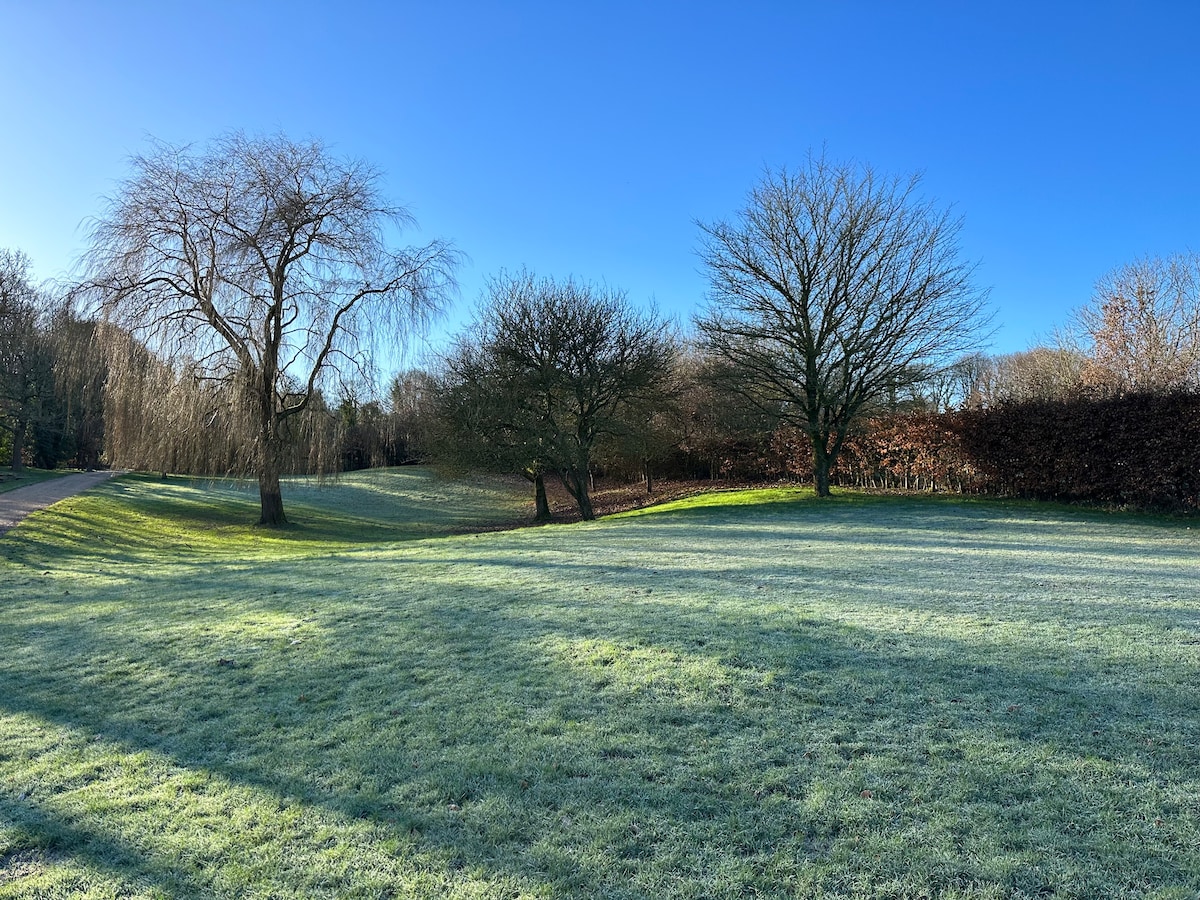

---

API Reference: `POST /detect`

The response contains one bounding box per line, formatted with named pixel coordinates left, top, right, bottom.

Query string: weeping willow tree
left=79, top=132, right=458, bottom=524
left=48, top=310, right=108, bottom=470
left=0, top=249, right=54, bottom=470
left=99, top=324, right=340, bottom=480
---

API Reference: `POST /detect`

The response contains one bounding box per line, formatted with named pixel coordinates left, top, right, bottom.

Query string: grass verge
left=0, top=469, right=70, bottom=495
left=1, top=474, right=1198, bottom=898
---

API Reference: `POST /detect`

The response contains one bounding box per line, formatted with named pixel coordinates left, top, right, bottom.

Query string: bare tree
left=388, top=368, right=440, bottom=462
left=695, top=156, right=990, bottom=496
left=79, top=133, right=459, bottom=524
left=438, top=270, right=676, bottom=520
left=1074, top=254, right=1200, bottom=394
left=965, top=347, right=1088, bottom=407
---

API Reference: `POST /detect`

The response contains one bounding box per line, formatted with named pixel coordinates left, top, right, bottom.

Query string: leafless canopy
left=79, top=132, right=459, bottom=523
left=439, top=270, right=676, bottom=520
left=695, top=155, right=990, bottom=495
left=965, top=347, right=1088, bottom=407
left=1075, top=254, right=1200, bottom=394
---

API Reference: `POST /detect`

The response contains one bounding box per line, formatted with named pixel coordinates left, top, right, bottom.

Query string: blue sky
left=3, top=1, right=1199, bottom=362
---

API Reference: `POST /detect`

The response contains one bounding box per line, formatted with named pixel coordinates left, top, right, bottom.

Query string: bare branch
left=695, top=154, right=991, bottom=495
left=77, top=132, right=459, bottom=524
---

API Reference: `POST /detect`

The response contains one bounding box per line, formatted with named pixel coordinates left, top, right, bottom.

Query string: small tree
left=438, top=270, right=676, bottom=520
left=80, top=133, right=458, bottom=524
left=695, top=155, right=990, bottom=496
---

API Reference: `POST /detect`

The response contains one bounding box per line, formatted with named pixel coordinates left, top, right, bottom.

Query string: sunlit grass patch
left=609, top=484, right=816, bottom=518
left=1, top=467, right=531, bottom=565
left=1, top=473, right=1198, bottom=897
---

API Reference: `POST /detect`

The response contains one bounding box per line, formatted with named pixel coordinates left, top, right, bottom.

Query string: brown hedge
left=949, top=392, right=1200, bottom=510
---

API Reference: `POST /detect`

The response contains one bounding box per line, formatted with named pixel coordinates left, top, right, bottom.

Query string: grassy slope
left=0, top=469, right=69, bottom=495
left=1, top=472, right=1198, bottom=898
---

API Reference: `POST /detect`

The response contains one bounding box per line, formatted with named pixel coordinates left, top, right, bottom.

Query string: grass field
left=1, top=470, right=1198, bottom=898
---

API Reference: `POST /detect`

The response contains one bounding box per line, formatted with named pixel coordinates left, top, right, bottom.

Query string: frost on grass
left=1, top=480, right=1198, bottom=897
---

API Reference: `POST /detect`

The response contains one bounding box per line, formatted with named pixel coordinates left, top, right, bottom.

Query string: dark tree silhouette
left=696, top=155, right=990, bottom=496
left=438, top=270, right=676, bottom=520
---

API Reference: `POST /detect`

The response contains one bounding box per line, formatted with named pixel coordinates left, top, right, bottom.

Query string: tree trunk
left=10, top=418, right=26, bottom=472
left=562, top=466, right=595, bottom=520
left=533, top=471, right=551, bottom=521
left=258, top=462, right=287, bottom=526
left=575, top=485, right=595, bottom=520
left=645, top=462, right=654, bottom=496
left=811, top=435, right=832, bottom=498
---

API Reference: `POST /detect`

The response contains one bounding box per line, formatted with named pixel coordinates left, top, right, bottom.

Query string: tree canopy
left=80, top=132, right=459, bottom=524
left=437, top=271, right=676, bottom=520
left=1074, top=254, right=1200, bottom=394
left=695, top=155, right=990, bottom=496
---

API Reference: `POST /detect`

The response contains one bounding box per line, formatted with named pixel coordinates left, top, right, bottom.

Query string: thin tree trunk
left=10, top=419, right=26, bottom=472
left=533, top=471, right=551, bottom=521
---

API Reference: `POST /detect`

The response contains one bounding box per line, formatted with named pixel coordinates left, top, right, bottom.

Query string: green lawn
left=1, top=471, right=1198, bottom=898
left=0, top=469, right=70, bottom=495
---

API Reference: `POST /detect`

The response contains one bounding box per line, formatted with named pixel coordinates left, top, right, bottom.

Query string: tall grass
left=1, top=471, right=1197, bottom=898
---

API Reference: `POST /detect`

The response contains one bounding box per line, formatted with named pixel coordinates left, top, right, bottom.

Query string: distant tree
left=388, top=368, right=440, bottom=463
left=1075, top=254, right=1200, bottom=394
left=439, top=270, right=676, bottom=520
left=673, top=348, right=783, bottom=480
left=695, top=155, right=990, bottom=496
left=966, top=347, right=1087, bottom=407
left=596, top=361, right=688, bottom=495
left=48, top=309, right=108, bottom=469
left=336, top=388, right=399, bottom=470
left=0, top=250, right=58, bottom=471
left=79, top=132, right=458, bottom=524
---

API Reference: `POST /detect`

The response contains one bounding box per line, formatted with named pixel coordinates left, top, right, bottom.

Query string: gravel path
left=0, top=471, right=120, bottom=535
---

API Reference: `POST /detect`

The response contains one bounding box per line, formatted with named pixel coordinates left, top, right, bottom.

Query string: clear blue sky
left=3, top=0, right=1199, bottom=360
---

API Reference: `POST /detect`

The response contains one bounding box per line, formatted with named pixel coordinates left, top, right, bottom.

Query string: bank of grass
left=1, top=472, right=1198, bottom=898
left=5, top=468, right=532, bottom=560
left=0, top=468, right=70, bottom=494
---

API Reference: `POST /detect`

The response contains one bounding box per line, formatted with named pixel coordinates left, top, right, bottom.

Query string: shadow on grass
left=2, top=498, right=1198, bottom=895
left=1, top=470, right=534, bottom=565
left=0, top=793, right=207, bottom=896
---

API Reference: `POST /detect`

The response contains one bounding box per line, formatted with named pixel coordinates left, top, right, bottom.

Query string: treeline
left=6, top=181, right=1200, bottom=518
left=7, top=252, right=1200, bottom=514
left=0, top=251, right=105, bottom=471
left=0, top=248, right=432, bottom=476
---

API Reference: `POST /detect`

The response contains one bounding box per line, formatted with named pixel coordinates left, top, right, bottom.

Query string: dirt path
left=0, top=471, right=120, bottom=535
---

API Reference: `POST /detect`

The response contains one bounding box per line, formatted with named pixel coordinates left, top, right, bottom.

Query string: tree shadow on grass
left=0, top=793, right=208, bottom=897
left=1, top=500, right=1199, bottom=896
